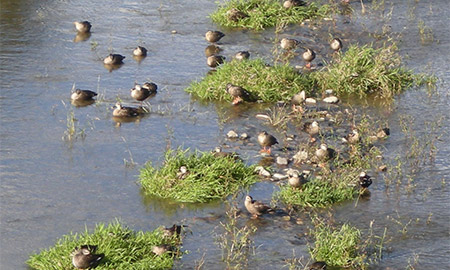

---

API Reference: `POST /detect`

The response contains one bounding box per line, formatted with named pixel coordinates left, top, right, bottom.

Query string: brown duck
left=113, top=102, right=140, bottom=117
left=74, top=21, right=91, bottom=33
left=133, top=46, right=147, bottom=57
left=280, top=38, right=300, bottom=50
left=258, top=131, right=278, bottom=154
left=205, top=30, right=225, bottom=43
left=71, top=245, right=103, bottom=270
left=244, top=195, right=274, bottom=218
left=207, top=55, right=225, bottom=68
left=103, top=54, right=125, bottom=65
left=226, top=83, right=250, bottom=105
left=235, top=51, right=250, bottom=60
left=330, top=38, right=343, bottom=52
left=71, top=89, right=97, bottom=101
left=302, top=48, right=316, bottom=69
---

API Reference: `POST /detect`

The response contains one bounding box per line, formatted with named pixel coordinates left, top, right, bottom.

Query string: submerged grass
left=311, top=43, right=436, bottom=99
left=139, top=148, right=258, bottom=203
left=186, top=59, right=312, bottom=103
left=210, top=0, right=331, bottom=30
left=27, top=221, right=182, bottom=270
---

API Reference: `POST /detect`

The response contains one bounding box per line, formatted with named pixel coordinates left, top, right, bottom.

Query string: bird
left=71, top=89, right=97, bottom=101
left=103, top=54, right=125, bottom=65
left=212, top=147, right=240, bottom=160
left=226, top=83, right=250, bottom=105
left=315, top=143, right=335, bottom=162
left=142, top=82, right=158, bottom=93
left=112, top=102, right=140, bottom=117
left=330, top=38, right=343, bottom=52
left=302, top=48, right=316, bottom=69
left=343, top=129, right=360, bottom=144
left=162, top=224, right=186, bottom=237
left=152, top=244, right=172, bottom=256
left=205, top=30, right=225, bottom=43
left=359, top=172, right=372, bottom=189
left=244, top=195, right=274, bottom=218
left=235, top=51, right=250, bottom=60
left=71, top=245, right=103, bottom=270
left=304, top=121, right=320, bottom=142
left=377, top=127, right=390, bottom=139
left=133, top=46, right=147, bottom=57
left=280, top=38, right=300, bottom=50
left=207, top=55, right=225, bottom=68
left=291, top=90, right=306, bottom=112
left=74, top=21, right=91, bottom=33
left=288, top=170, right=304, bottom=189
left=176, top=166, right=189, bottom=179
left=257, top=131, right=278, bottom=154
left=130, top=84, right=151, bottom=102
left=205, top=44, right=222, bottom=57
left=283, top=0, right=306, bottom=8
left=309, top=261, right=327, bottom=270
left=227, top=8, right=248, bottom=22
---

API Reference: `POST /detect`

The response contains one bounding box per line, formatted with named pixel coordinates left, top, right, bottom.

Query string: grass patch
left=186, top=59, right=312, bottom=103
left=310, top=221, right=366, bottom=268
left=27, top=221, right=182, bottom=270
left=310, top=43, right=436, bottom=99
left=210, top=0, right=331, bottom=30
left=139, top=148, right=258, bottom=203
left=278, top=177, right=358, bottom=208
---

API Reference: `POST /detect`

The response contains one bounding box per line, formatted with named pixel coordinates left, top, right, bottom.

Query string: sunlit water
left=0, top=0, right=449, bottom=269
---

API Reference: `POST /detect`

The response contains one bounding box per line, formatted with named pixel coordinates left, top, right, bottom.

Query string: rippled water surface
left=1, top=0, right=449, bottom=269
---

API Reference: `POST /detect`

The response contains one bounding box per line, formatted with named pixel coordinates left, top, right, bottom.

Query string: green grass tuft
left=210, top=0, right=331, bottom=30
left=310, top=43, right=435, bottom=99
left=139, top=148, right=259, bottom=203
left=27, top=220, right=182, bottom=270
left=310, top=222, right=366, bottom=268
left=278, top=177, right=358, bottom=208
left=186, top=59, right=312, bottom=103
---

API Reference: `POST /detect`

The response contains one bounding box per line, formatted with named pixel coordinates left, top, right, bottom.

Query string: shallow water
left=0, top=0, right=449, bottom=269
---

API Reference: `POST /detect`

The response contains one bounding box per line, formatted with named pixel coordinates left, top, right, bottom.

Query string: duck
left=244, top=195, right=274, bottom=218
left=343, top=129, right=360, bottom=144
left=288, top=170, right=304, bottom=189
left=309, top=261, right=327, bottom=270
left=280, top=38, right=300, bottom=50
left=235, top=51, right=250, bottom=60
left=330, top=38, right=343, bottom=52
left=71, top=245, right=103, bottom=270
left=176, top=166, right=189, bottom=179
left=205, top=44, right=222, bottom=57
left=142, top=82, right=157, bottom=93
left=212, top=146, right=240, bottom=160
left=205, top=30, right=225, bottom=43
left=207, top=55, right=226, bottom=68
left=133, top=46, right=147, bottom=57
left=227, top=8, right=248, bottom=22
left=283, top=0, right=305, bottom=8
left=291, top=90, right=306, bottom=112
left=377, top=127, right=390, bottom=139
left=112, top=102, right=140, bottom=117
left=74, top=21, right=91, bottom=33
left=152, top=244, right=172, bottom=256
left=304, top=121, right=320, bottom=142
left=162, top=224, right=186, bottom=237
left=315, top=143, right=335, bottom=162
left=359, top=172, right=372, bottom=189
left=226, top=83, right=250, bottom=105
left=257, top=131, right=278, bottom=154
left=130, top=84, right=151, bottom=102
left=71, top=89, right=97, bottom=101
left=103, top=54, right=125, bottom=65
left=302, top=48, right=316, bottom=69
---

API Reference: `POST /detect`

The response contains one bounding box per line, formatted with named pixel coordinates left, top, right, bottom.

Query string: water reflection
left=71, top=99, right=95, bottom=107
left=73, top=32, right=91, bottom=43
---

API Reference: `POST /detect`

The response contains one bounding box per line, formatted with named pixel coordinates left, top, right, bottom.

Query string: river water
left=0, top=0, right=448, bottom=269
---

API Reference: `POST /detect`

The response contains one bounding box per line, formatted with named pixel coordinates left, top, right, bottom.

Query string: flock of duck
left=70, top=16, right=370, bottom=270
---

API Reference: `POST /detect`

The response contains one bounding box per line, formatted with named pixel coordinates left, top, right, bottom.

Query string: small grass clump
left=27, top=221, right=182, bottom=270
left=186, top=59, right=312, bottom=103
left=139, top=148, right=258, bottom=203
left=310, top=221, right=366, bottom=268
left=311, top=43, right=435, bottom=99
left=278, top=178, right=358, bottom=208
left=210, top=0, right=330, bottom=30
